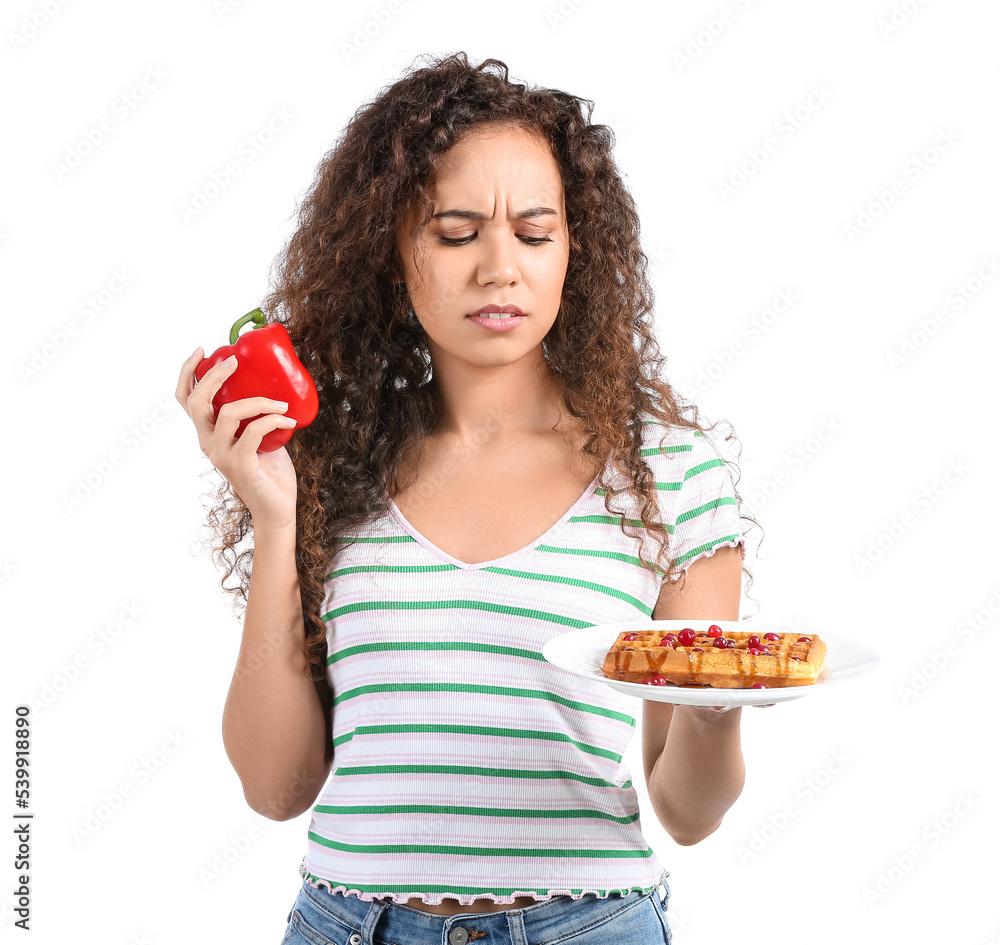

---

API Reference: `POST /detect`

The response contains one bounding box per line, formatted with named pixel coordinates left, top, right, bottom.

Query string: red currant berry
left=763, top=632, right=780, bottom=641
left=706, top=626, right=722, bottom=638
left=751, top=683, right=768, bottom=689
left=708, top=624, right=722, bottom=634
left=623, top=632, right=638, bottom=641
left=789, top=656, right=802, bottom=661
left=747, top=635, right=761, bottom=648
left=677, top=628, right=696, bottom=646
left=659, top=638, right=677, bottom=648
left=748, top=647, right=765, bottom=655
left=713, top=638, right=728, bottom=648
left=797, top=636, right=811, bottom=643
left=641, top=674, right=668, bottom=686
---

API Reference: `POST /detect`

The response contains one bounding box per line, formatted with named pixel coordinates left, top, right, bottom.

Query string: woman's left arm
left=642, top=544, right=747, bottom=845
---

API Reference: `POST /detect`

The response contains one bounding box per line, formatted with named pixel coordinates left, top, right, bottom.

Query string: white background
left=3, top=0, right=998, bottom=942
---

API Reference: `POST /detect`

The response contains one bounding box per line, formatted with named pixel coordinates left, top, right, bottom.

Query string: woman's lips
left=468, top=304, right=525, bottom=317
left=467, top=314, right=527, bottom=331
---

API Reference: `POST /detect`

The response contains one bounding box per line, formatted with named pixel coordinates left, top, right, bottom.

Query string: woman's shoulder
left=636, top=411, right=704, bottom=451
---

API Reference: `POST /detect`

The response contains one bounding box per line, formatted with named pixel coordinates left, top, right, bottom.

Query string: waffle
left=602, top=625, right=827, bottom=689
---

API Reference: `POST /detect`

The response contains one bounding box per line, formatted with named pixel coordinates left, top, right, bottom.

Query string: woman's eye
left=438, top=234, right=553, bottom=246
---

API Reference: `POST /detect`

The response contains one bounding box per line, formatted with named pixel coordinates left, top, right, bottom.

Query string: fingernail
left=190, top=345, right=203, bottom=359
left=223, top=355, right=237, bottom=367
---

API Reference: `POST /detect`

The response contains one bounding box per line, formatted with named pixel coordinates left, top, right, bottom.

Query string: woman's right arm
left=175, top=347, right=332, bottom=821
left=221, top=520, right=333, bottom=821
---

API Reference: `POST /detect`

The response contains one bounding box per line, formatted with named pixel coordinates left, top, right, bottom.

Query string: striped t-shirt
left=298, top=415, right=746, bottom=905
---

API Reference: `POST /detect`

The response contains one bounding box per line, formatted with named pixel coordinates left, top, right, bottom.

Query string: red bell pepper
left=194, top=308, right=319, bottom=453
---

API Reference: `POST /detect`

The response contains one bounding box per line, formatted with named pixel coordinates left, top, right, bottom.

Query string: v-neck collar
left=384, top=468, right=604, bottom=572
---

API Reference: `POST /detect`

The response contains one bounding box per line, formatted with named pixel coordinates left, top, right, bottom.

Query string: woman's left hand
left=707, top=702, right=775, bottom=713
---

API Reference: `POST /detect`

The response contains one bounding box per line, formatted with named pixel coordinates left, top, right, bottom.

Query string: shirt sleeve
left=664, top=428, right=746, bottom=582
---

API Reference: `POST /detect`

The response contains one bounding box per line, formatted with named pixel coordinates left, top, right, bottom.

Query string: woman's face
left=395, top=123, right=570, bottom=372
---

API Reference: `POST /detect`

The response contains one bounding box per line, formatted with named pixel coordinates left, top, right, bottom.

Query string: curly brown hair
left=198, top=50, right=763, bottom=692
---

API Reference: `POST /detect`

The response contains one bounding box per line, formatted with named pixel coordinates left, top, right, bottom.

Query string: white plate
left=542, top=620, right=880, bottom=707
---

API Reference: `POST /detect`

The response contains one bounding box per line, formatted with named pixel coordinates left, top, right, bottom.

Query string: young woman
left=176, top=52, right=762, bottom=945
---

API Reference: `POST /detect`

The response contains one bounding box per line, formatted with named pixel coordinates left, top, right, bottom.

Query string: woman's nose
left=476, top=232, right=521, bottom=286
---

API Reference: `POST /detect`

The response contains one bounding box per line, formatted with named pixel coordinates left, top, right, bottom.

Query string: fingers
left=184, top=354, right=241, bottom=451
left=176, top=349, right=293, bottom=459
left=185, top=353, right=238, bottom=426
left=671, top=702, right=772, bottom=714
left=174, top=346, right=205, bottom=417
left=718, top=703, right=773, bottom=709
left=213, top=396, right=290, bottom=437
left=219, top=407, right=296, bottom=460
left=207, top=397, right=293, bottom=462
left=714, top=702, right=774, bottom=711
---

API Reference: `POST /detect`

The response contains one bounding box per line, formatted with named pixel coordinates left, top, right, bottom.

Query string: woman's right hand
left=175, top=347, right=300, bottom=532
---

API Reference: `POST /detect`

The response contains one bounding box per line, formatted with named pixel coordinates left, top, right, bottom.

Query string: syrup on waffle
left=601, top=624, right=827, bottom=689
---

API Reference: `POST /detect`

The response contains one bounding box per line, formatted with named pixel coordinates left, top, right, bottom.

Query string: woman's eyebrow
left=431, top=207, right=559, bottom=221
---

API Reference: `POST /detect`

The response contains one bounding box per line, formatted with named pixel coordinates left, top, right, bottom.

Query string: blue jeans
left=279, top=874, right=673, bottom=944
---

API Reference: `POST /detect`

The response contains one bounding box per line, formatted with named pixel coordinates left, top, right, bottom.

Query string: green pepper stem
left=229, top=308, right=267, bottom=345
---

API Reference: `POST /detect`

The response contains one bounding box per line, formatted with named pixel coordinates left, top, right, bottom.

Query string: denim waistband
left=297, top=869, right=670, bottom=944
